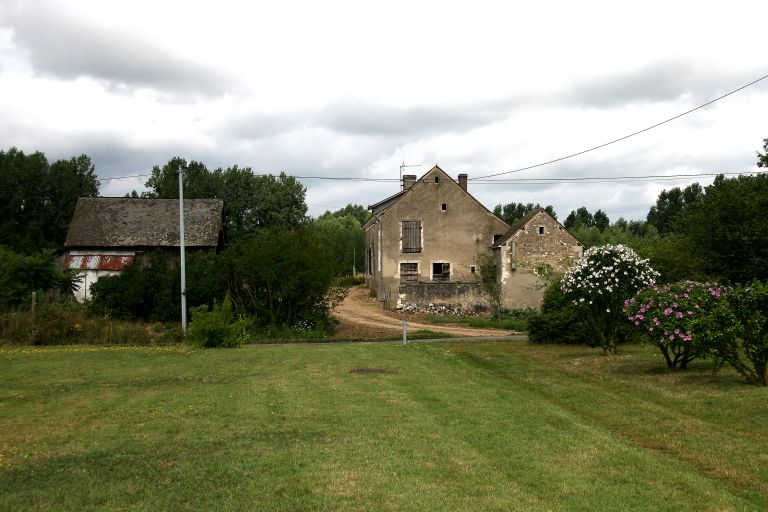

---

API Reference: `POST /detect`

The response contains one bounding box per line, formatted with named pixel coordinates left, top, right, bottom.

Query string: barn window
left=434, top=176, right=439, bottom=183
left=441, top=203, right=447, bottom=211
left=432, top=262, right=450, bottom=281
left=470, top=265, right=476, bottom=274
left=401, top=220, right=421, bottom=253
left=538, top=226, right=545, bottom=235
left=493, top=234, right=502, bottom=244
left=400, top=262, right=418, bottom=284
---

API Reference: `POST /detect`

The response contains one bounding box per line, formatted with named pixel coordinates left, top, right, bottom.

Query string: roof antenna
left=399, top=161, right=421, bottom=182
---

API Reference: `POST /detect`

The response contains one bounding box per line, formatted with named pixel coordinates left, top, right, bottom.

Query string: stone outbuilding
left=491, top=208, right=583, bottom=309
left=63, top=197, right=224, bottom=301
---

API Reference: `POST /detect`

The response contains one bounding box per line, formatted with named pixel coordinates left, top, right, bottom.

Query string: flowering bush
left=624, top=281, right=724, bottom=369
left=561, top=244, right=659, bottom=353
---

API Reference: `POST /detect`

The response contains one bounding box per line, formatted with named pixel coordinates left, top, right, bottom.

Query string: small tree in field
left=561, top=244, right=659, bottom=354
left=476, top=253, right=503, bottom=316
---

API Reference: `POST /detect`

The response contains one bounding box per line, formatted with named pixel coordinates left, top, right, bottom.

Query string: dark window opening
left=402, top=220, right=422, bottom=253
left=432, top=262, right=450, bottom=281
left=538, top=226, right=545, bottom=235
left=434, top=176, right=439, bottom=183
left=400, top=262, right=418, bottom=284
left=470, top=265, right=476, bottom=274
left=493, top=234, right=502, bottom=244
left=441, top=203, right=447, bottom=211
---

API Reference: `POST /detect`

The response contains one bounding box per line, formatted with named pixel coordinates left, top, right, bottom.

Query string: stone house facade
left=492, top=208, right=583, bottom=308
left=365, top=165, right=509, bottom=308
left=365, top=166, right=583, bottom=310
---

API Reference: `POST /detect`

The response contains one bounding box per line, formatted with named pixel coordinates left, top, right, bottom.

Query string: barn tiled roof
left=65, top=197, right=223, bottom=248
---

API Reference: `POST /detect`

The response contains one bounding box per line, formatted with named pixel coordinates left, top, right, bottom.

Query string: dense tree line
left=0, top=148, right=99, bottom=253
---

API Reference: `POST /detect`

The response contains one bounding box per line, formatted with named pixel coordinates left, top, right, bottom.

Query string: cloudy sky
left=1, top=0, right=767, bottom=222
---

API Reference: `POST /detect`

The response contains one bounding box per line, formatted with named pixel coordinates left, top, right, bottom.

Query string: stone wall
left=397, top=282, right=487, bottom=310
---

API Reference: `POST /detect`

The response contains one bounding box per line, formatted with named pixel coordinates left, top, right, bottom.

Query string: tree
left=563, top=207, right=594, bottom=229
left=493, top=202, right=556, bottom=224
left=646, top=183, right=703, bottom=234
left=311, top=213, right=364, bottom=276
left=561, top=244, right=659, bottom=354
left=321, top=204, right=371, bottom=227
left=144, top=158, right=308, bottom=242
left=593, top=209, right=610, bottom=232
left=757, top=137, right=768, bottom=168
left=226, top=228, right=339, bottom=328
left=676, top=173, right=768, bottom=283
left=475, top=252, right=503, bottom=316
left=0, top=148, right=99, bottom=253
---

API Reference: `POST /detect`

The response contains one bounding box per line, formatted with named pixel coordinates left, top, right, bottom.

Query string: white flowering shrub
left=561, top=244, right=659, bottom=353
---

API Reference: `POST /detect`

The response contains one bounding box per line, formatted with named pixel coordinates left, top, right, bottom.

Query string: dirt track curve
left=332, top=286, right=512, bottom=339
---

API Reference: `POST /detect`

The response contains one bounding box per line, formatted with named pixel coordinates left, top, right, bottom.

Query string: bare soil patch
left=332, top=286, right=510, bottom=339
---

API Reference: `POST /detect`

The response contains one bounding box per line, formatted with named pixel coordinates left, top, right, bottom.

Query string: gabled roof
left=65, top=197, right=224, bottom=248
left=491, top=208, right=582, bottom=248
left=365, top=165, right=509, bottom=230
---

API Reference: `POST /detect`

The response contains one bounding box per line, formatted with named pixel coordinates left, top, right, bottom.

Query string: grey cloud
left=562, top=61, right=759, bottom=108
left=4, top=4, right=231, bottom=96
left=313, top=98, right=522, bottom=138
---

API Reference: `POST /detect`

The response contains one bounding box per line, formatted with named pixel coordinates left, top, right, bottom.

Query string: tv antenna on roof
left=399, top=161, right=421, bottom=182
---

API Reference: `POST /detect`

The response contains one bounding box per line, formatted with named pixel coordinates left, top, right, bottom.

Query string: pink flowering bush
left=624, top=281, right=724, bottom=369
left=561, top=244, right=659, bottom=354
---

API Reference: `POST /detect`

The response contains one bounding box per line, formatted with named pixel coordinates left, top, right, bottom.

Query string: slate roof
left=65, top=197, right=224, bottom=248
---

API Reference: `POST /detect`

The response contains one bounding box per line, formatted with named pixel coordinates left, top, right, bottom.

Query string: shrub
left=696, top=282, right=768, bottom=385
left=625, top=281, right=723, bottom=369
left=0, top=302, right=181, bottom=345
left=189, top=294, right=251, bottom=348
left=561, top=244, right=659, bottom=354
left=528, top=278, right=595, bottom=345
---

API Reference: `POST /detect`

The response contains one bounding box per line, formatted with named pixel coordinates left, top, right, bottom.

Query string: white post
left=178, top=165, right=187, bottom=335
left=353, top=246, right=356, bottom=276
left=402, top=319, right=407, bottom=345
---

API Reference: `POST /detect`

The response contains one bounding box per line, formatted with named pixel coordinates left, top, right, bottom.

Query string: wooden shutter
left=400, top=262, right=418, bottom=284
left=402, top=220, right=421, bottom=253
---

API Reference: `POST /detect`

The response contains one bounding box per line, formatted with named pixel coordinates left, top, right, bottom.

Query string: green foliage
left=757, top=137, right=768, bottom=168
left=321, top=203, right=371, bottom=227
left=89, top=252, right=181, bottom=321
left=311, top=213, right=364, bottom=276
left=144, top=157, right=308, bottom=242
left=226, top=228, right=341, bottom=330
left=625, top=281, right=721, bottom=369
left=0, top=303, right=181, bottom=345
left=697, top=282, right=768, bottom=385
left=0, top=247, right=76, bottom=310
left=333, top=275, right=366, bottom=287
left=528, top=278, right=595, bottom=345
left=675, top=173, right=768, bottom=283
left=0, top=148, right=99, bottom=253
left=475, top=252, right=503, bottom=315
left=493, top=202, right=556, bottom=224
left=561, top=244, right=658, bottom=353
left=646, top=183, right=704, bottom=234
left=189, top=294, right=251, bottom=348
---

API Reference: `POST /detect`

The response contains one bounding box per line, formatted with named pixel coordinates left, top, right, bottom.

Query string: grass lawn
left=1, top=341, right=766, bottom=511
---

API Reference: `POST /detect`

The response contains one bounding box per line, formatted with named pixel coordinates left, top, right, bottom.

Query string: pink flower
left=677, top=312, right=684, bottom=319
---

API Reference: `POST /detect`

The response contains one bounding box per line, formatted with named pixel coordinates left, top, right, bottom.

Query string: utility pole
left=353, top=246, right=356, bottom=276
left=178, top=165, right=187, bottom=335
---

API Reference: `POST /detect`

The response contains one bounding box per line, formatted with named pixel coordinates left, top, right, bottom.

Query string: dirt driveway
left=332, top=286, right=513, bottom=339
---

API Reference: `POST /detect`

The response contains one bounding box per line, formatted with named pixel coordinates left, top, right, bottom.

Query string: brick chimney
left=402, top=174, right=417, bottom=190
left=458, top=173, right=468, bottom=192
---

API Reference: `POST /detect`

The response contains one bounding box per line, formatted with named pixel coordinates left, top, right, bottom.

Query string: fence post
left=402, top=319, right=407, bottom=345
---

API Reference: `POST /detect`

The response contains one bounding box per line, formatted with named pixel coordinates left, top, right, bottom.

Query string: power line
left=472, top=170, right=765, bottom=184
left=469, top=71, right=768, bottom=180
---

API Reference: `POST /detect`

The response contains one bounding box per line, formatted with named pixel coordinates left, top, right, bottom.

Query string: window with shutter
left=402, top=220, right=421, bottom=253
